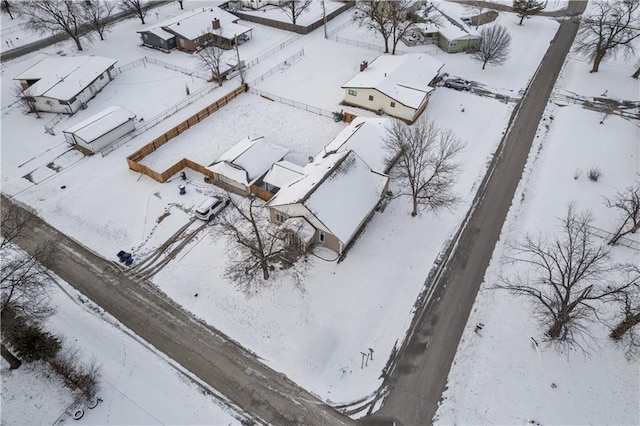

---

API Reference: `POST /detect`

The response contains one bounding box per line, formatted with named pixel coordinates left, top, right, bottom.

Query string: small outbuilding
left=63, top=107, right=136, bottom=154
left=13, top=56, right=117, bottom=115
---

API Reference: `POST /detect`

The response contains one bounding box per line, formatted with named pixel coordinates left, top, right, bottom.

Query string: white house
left=209, top=136, right=289, bottom=195
left=13, top=56, right=117, bottom=115
left=267, top=150, right=389, bottom=255
left=342, top=53, right=444, bottom=123
left=62, top=107, right=136, bottom=154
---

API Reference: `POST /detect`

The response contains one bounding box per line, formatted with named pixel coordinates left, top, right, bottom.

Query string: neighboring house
left=230, top=0, right=285, bottom=9
left=209, top=136, right=289, bottom=196
left=408, top=6, right=480, bottom=53
left=138, top=7, right=253, bottom=53
left=13, top=56, right=117, bottom=115
left=267, top=150, right=389, bottom=255
left=342, top=53, right=444, bottom=123
left=62, top=106, right=136, bottom=154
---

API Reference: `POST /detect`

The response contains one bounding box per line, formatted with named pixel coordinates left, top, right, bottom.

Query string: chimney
left=212, top=18, right=220, bottom=29
left=360, top=60, right=368, bottom=72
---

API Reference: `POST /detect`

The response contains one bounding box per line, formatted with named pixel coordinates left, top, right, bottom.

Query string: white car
left=195, top=196, right=230, bottom=221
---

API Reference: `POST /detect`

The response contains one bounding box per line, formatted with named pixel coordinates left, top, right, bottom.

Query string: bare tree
left=15, top=1, right=87, bottom=51
left=119, top=0, right=151, bottom=24
left=220, top=196, right=299, bottom=295
left=473, top=24, right=511, bottom=69
left=610, top=263, right=640, bottom=359
left=195, top=42, right=225, bottom=85
left=1, top=0, right=14, bottom=19
left=384, top=116, right=466, bottom=217
left=177, top=0, right=183, bottom=10
left=82, top=0, right=115, bottom=41
left=1, top=200, right=58, bottom=367
left=575, top=0, right=640, bottom=73
left=497, top=205, right=635, bottom=349
left=354, top=1, right=393, bottom=54
left=276, top=0, right=312, bottom=26
left=512, top=0, right=546, bottom=25
left=604, top=183, right=640, bottom=245
left=632, top=60, right=640, bottom=78
left=12, top=84, right=41, bottom=118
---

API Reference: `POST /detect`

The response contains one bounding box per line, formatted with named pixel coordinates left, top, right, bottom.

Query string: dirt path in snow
left=362, top=1, right=588, bottom=425
left=1, top=195, right=353, bottom=426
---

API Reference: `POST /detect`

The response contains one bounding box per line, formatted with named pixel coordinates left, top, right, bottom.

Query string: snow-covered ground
left=434, top=15, right=640, bottom=426
left=4, top=0, right=625, bottom=422
left=1, top=272, right=243, bottom=425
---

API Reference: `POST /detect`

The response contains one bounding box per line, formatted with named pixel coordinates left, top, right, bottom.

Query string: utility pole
left=234, top=34, right=245, bottom=85
left=322, top=0, right=327, bottom=39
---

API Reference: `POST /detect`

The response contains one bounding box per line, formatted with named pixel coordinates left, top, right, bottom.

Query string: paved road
left=0, top=1, right=172, bottom=63
left=363, top=2, right=587, bottom=425
left=1, top=196, right=353, bottom=426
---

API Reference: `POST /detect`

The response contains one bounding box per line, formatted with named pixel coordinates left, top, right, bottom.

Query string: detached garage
left=63, top=106, right=136, bottom=154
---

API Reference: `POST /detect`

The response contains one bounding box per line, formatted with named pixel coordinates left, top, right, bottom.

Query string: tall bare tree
left=1, top=0, right=14, bottom=19
left=82, top=0, right=115, bottom=41
left=605, top=183, right=640, bottom=245
left=1, top=199, right=58, bottom=368
left=497, top=205, right=634, bottom=349
left=220, top=196, right=299, bottom=295
left=195, top=42, right=225, bottom=85
left=12, top=84, right=41, bottom=118
left=119, top=0, right=151, bottom=24
left=576, top=0, right=640, bottom=73
left=354, top=0, right=428, bottom=55
left=610, top=263, right=640, bottom=359
left=384, top=116, right=465, bottom=217
left=277, top=0, right=312, bottom=25
left=512, top=0, right=546, bottom=25
left=473, top=24, right=511, bottom=69
left=15, top=1, right=86, bottom=51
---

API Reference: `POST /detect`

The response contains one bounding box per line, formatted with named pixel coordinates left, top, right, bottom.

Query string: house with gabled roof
left=138, top=7, right=253, bottom=53
left=208, top=136, right=289, bottom=196
left=13, top=56, right=117, bottom=114
left=63, top=106, right=136, bottom=154
left=342, top=53, right=444, bottom=123
left=267, top=150, right=389, bottom=255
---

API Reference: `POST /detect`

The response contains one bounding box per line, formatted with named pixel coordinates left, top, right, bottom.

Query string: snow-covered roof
left=269, top=151, right=388, bottom=245
left=280, top=217, right=315, bottom=242
left=210, top=162, right=249, bottom=185
left=63, top=106, right=136, bottom=143
left=147, top=27, right=175, bottom=41
left=317, top=117, right=392, bottom=174
left=210, top=136, right=289, bottom=186
left=262, top=160, right=305, bottom=189
left=13, top=56, right=117, bottom=100
left=430, top=4, right=480, bottom=41
left=159, top=7, right=251, bottom=41
left=342, top=54, right=444, bottom=109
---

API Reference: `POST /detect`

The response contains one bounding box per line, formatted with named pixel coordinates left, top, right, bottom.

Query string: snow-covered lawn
left=1, top=275, right=242, bottom=425
left=1, top=0, right=579, bottom=419
left=236, top=0, right=345, bottom=26
left=434, top=30, right=640, bottom=426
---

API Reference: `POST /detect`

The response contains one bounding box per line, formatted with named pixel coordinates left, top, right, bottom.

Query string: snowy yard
left=435, top=22, right=640, bottom=426
left=3, top=0, right=635, bottom=423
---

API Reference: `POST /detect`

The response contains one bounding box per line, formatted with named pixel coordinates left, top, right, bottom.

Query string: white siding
left=74, top=120, right=135, bottom=153
left=343, top=88, right=421, bottom=122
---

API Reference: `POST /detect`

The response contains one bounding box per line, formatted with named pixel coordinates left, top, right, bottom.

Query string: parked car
left=444, top=78, right=472, bottom=91
left=195, top=196, right=230, bottom=221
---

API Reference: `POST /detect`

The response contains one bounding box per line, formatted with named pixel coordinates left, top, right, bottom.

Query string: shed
left=63, top=106, right=136, bottom=153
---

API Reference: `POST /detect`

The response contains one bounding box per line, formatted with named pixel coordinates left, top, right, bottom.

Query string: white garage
left=63, top=106, right=136, bottom=154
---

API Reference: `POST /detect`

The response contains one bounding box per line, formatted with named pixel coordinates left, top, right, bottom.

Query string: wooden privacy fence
left=127, top=84, right=248, bottom=183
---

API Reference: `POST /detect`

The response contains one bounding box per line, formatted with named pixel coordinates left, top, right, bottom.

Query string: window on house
left=99, top=74, right=104, bottom=80
left=68, top=96, right=77, bottom=104
left=368, top=95, right=374, bottom=101
left=348, top=89, right=357, bottom=96
left=390, top=101, right=396, bottom=108
left=58, top=99, right=66, bottom=105
left=275, top=212, right=287, bottom=223
left=319, top=231, right=325, bottom=243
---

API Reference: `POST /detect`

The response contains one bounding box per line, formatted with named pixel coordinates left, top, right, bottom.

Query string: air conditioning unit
left=80, top=102, right=88, bottom=110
